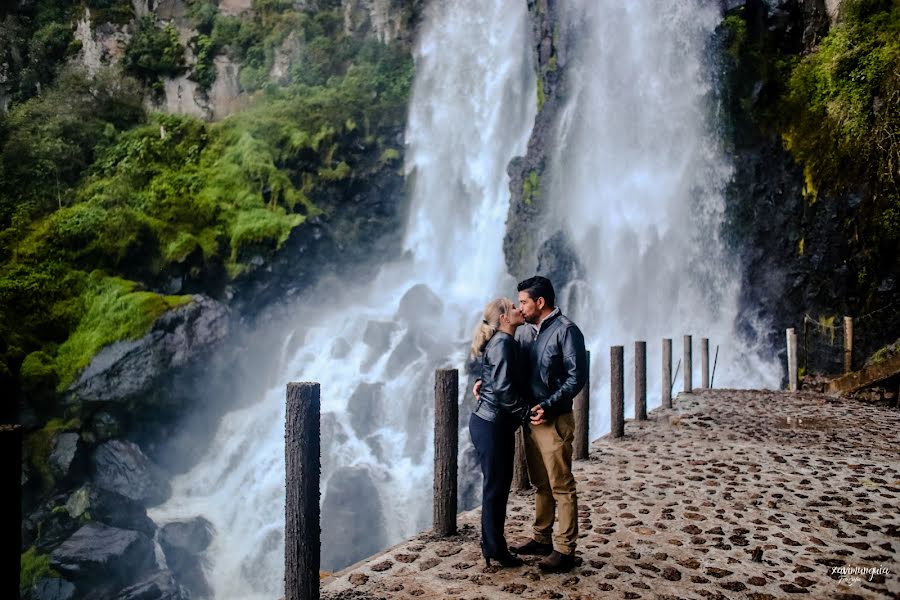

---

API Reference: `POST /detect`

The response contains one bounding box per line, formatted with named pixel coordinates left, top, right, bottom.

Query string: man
left=474, top=276, right=588, bottom=572
left=509, top=275, right=587, bottom=572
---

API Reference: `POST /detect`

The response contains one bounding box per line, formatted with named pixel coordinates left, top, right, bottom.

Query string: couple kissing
left=470, top=276, right=588, bottom=573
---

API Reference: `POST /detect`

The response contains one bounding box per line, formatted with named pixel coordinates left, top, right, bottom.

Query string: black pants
left=468, top=413, right=517, bottom=558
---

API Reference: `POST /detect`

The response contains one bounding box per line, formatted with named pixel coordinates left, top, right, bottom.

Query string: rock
left=30, top=577, right=77, bottom=600
left=50, top=523, right=156, bottom=591
left=396, top=284, right=442, bottom=326
left=535, top=230, right=583, bottom=291
left=159, top=517, right=214, bottom=555
left=158, top=517, right=214, bottom=598
left=347, top=382, right=385, bottom=437
left=33, top=510, right=81, bottom=553
left=114, top=570, right=188, bottom=600
left=66, top=484, right=156, bottom=537
left=49, top=433, right=82, bottom=481
left=385, top=331, right=424, bottom=377
left=65, top=295, right=229, bottom=404
left=321, top=466, right=386, bottom=571
left=91, top=439, right=171, bottom=506
left=91, top=412, right=122, bottom=441
left=330, top=337, right=352, bottom=359
left=363, top=320, right=400, bottom=357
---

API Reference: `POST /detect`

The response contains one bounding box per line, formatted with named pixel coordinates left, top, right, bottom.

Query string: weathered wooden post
left=611, top=346, right=624, bottom=438
left=701, top=338, right=710, bottom=389
left=573, top=350, right=591, bottom=460
left=434, top=369, right=458, bottom=536
left=786, top=328, right=798, bottom=391
left=634, top=342, right=647, bottom=421
left=285, top=383, right=320, bottom=600
left=2, top=424, right=21, bottom=598
left=662, top=338, right=672, bottom=409
left=683, top=335, right=692, bottom=393
left=843, top=316, right=853, bottom=373
left=513, top=428, right=530, bottom=490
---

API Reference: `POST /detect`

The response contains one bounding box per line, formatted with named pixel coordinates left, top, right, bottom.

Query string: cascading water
left=544, top=0, right=780, bottom=437
left=150, top=1, right=536, bottom=598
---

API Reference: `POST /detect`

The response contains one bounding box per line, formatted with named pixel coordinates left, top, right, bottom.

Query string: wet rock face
left=65, top=484, right=156, bottom=537
left=535, top=230, right=583, bottom=288
left=65, top=295, right=229, bottom=404
left=503, top=0, right=575, bottom=283
left=90, top=439, right=171, bottom=506
left=29, top=577, right=77, bottom=600
left=49, top=433, right=83, bottom=482
left=322, top=466, right=387, bottom=571
left=347, top=382, right=385, bottom=437
left=158, top=517, right=214, bottom=598
left=50, top=523, right=156, bottom=595
left=113, top=570, right=189, bottom=600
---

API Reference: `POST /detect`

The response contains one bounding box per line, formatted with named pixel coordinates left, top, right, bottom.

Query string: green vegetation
left=123, top=16, right=187, bottom=91
left=720, top=0, right=900, bottom=301
left=20, top=546, right=59, bottom=591
left=522, top=170, right=541, bottom=205
left=781, top=0, right=899, bottom=198
left=54, top=274, right=193, bottom=390
left=0, top=1, right=414, bottom=419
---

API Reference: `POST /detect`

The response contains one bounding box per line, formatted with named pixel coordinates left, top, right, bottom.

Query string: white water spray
left=151, top=1, right=535, bottom=598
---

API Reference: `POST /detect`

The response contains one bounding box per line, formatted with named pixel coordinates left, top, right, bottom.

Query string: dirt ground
left=320, top=389, right=900, bottom=599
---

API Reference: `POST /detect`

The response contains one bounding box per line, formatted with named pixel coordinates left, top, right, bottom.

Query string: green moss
left=20, top=350, right=59, bottom=392
left=522, top=170, right=541, bottom=206
left=318, top=161, right=351, bottom=181
left=379, top=148, right=400, bottom=164
left=866, top=338, right=899, bottom=366
left=53, top=273, right=193, bottom=390
left=24, top=417, right=81, bottom=491
left=227, top=208, right=303, bottom=272
left=20, top=546, right=59, bottom=590
left=536, top=78, right=546, bottom=111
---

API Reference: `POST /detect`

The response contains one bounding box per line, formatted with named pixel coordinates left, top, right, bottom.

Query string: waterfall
left=543, top=0, right=781, bottom=437
left=150, top=0, right=536, bottom=597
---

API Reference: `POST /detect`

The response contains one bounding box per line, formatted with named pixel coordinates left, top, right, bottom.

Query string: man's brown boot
left=538, top=550, right=576, bottom=573
left=509, top=539, right=553, bottom=556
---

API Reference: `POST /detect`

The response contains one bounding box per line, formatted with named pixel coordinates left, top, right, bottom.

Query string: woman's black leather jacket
left=473, top=331, right=528, bottom=425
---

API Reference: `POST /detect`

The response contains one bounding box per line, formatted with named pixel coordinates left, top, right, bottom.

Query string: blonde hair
left=470, top=297, right=516, bottom=357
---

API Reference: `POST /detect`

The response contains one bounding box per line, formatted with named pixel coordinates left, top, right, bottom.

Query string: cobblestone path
left=320, top=390, right=900, bottom=599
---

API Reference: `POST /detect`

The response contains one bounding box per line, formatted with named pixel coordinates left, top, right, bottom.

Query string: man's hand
left=473, top=379, right=482, bottom=400
left=530, top=404, right=546, bottom=425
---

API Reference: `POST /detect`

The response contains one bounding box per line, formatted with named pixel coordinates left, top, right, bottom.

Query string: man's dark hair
left=517, top=276, right=555, bottom=308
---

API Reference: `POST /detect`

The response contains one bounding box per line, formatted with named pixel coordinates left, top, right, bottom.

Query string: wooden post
left=843, top=316, right=853, bottom=373
left=285, top=383, right=320, bottom=600
left=683, top=335, right=692, bottom=393
left=662, top=339, right=672, bottom=409
left=634, top=342, right=647, bottom=421
left=433, top=369, right=458, bottom=536
left=786, top=328, right=798, bottom=391
left=573, top=350, right=591, bottom=459
left=2, top=425, right=21, bottom=598
left=701, top=338, right=710, bottom=389
left=611, top=346, right=624, bottom=438
left=512, top=428, right=530, bottom=490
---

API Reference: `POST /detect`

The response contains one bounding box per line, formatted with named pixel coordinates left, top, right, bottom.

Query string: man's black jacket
left=516, top=310, right=588, bottom=417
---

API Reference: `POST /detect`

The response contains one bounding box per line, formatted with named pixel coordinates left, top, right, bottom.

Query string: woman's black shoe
left=484, top=553, right=524, bottom=568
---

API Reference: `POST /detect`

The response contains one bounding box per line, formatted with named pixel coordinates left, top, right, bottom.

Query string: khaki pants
left=524, top=411, right=578, bottom=554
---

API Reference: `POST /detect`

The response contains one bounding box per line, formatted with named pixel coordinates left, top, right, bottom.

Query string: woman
left=469, top=297, right=528, bottom=568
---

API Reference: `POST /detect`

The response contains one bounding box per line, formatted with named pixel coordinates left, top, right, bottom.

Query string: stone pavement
left=320, top=390, right=900, bottom=599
